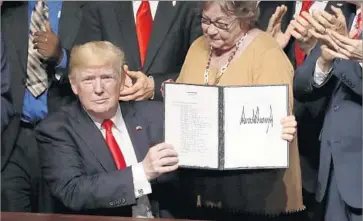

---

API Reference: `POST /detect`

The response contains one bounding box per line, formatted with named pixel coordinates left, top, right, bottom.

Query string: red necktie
left=295, top=1, right=314, bottom=67
left=136, top=0, right=153, bottom=67
left=102, top=120, right=126, bottom=169
left=353, top=10, right=362, bottom=39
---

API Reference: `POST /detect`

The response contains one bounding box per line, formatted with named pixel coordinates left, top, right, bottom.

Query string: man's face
left=70, top=66, right=123, bottom=119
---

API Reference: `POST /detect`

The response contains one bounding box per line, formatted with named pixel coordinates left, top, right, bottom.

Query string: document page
left=223, top=85, right=289, bottom=169
left=164, top=83, right=219, bottom=169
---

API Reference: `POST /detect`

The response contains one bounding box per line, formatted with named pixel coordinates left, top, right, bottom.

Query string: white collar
left=86, top=105, right=124, bottom=132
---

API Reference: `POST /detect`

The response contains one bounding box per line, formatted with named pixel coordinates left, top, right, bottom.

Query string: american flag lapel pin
left=136, top=126, right=143, bottom=131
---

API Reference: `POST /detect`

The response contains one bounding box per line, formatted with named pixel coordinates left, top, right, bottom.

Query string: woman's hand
left=280, top=115, right=297, bottom=143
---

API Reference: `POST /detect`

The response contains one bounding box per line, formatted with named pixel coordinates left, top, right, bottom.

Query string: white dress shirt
left=133, top=1, right=159, bottom=22
left=132, top=1, right=177, bottom=22
left=88, top=106, right=152, bottom=199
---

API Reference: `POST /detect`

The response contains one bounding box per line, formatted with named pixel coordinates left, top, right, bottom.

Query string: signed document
left=164, top=83, right=289, bottom=170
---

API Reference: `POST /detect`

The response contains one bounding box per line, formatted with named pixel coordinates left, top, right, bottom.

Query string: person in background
left=1, top=34, right=14, bottom=133
left=1, top=1, right=84, bottom=212
left=75, top=1, right=202, bottom=102
left=293, top=3, right=362, bottom=221
left=266, top=2, right=356, bottom=219
left=174, top=1, right=305, bottom=220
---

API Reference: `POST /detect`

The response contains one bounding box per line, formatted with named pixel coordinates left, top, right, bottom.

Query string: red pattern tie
left=136, top=0, right=153, bottom=67
left=295, top=1, right=314, bottom=67
left=102, top=120, right=126, bottom=169
left=353, top=10, right=362, bottom=39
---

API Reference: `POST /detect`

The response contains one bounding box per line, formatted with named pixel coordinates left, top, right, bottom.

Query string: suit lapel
left=143, top=1, right=179, bottom=73
left=9, top=3, right=29, bottom=74
left=120, top=102, right=150, bottom=162
left=70, top=101, right=117, bottom=172
left=114, top=2, right=141, bottom=69
left=58, top=2, right=84, bottom=49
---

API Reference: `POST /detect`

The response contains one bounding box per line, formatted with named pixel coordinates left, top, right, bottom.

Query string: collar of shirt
left=133, top=1, right=159, bottom=20
left=86, top=105, right=125, bottom=133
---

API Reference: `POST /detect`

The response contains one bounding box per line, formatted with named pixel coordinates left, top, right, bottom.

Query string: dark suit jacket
left=75, top=1, right=202, bottom=100
left=1, top=34, right=14, bottom=133
left=259, top=1, right=357, bottom=195
left=35, top=100, right=179, bottom=217
left=294, top=38, right=362, bottom=209
left=0, top=1, right=85, bottom=212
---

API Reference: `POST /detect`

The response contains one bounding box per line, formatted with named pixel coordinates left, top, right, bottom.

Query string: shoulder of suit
left=36, top=102, right=77, bottom=130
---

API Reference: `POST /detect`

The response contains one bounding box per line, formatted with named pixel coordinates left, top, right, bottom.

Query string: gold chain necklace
left=203, top=33, right=248, bottom=85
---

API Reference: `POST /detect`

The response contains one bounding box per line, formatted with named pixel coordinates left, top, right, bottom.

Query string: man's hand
left=266, top=5, right=294, bottom=49
left=290, top=14, right=317, bottom=55
left=33, top=21, right=63, bottom=64
left=142, top=143, right=179, bottom=181
left=303, top=8, right=347, bottom=66
left=326, top=30, right=363, bottom=62
left=119, top=65, right=155, bottom=101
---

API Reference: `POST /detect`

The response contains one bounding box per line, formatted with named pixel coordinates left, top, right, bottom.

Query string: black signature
left=239, top=105, right=274, bottom=134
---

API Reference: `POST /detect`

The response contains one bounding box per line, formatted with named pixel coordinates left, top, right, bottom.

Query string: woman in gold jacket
left=174, top=1, right=305, bottom=220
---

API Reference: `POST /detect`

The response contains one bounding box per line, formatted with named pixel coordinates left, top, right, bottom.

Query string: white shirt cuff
left=132, top=163, right=152, bottom=198
left=148, top=76, right=155, bottom=100
left=314, top=61, right=332, bottom=85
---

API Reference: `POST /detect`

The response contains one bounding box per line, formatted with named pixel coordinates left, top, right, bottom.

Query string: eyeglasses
left=200, top=16, right=237, bottom=31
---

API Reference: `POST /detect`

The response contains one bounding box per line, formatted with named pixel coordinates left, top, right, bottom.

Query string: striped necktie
left=26, top=0, right=49, bottom=97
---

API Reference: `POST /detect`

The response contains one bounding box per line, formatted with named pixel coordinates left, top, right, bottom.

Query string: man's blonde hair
left=69, top=41, right=125, bottom=79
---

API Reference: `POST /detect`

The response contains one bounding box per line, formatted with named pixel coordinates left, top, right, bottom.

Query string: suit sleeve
left=36, top=119, right=138, bottom=211
left=1, top=35, right=14, bottom=132
left=332, top=59, right=362, bottom=97
left=150, top=2, right=202, bottom=101
left=1, top=137, right=32, bottom=212
left=293, top=45, right=338, bottom=117
left=293, top=45, right=340, bottom=101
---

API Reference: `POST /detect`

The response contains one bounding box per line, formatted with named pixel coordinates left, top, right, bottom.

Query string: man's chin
left=93, top=99, right=109, bottom=104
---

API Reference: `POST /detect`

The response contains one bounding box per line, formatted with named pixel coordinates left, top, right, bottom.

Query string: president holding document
left=169, top=2, right=305, bottom=221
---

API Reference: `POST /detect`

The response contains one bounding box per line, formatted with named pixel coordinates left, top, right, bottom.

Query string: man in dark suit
left=293, top=5, right=362, bottom=221
left=76, top=1, right=202, bottom=101
left=263, top=2, right=357, bottom=220
left=1, top=1, right=84, bottom=212
left=36, top=41, right=179, bottom=218
left=1, top=35, right=14, bottom=133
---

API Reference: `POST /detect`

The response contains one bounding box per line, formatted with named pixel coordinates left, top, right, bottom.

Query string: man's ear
left=69, top=75, right=78, bottom=95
